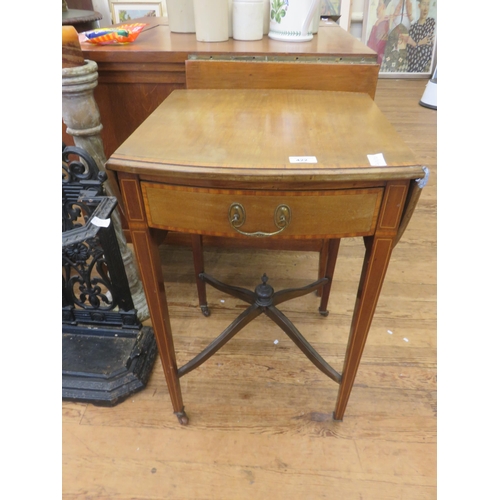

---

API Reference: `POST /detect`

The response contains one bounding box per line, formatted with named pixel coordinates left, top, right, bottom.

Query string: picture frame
left=362, top=0, right=437, bottom=78
left=109, top=0, right=167, bottom=24
left=320, top=0, right=341, bottom=17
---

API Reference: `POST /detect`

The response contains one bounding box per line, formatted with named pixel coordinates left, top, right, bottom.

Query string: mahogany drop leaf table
left=106, top=89, right=428, bottom=425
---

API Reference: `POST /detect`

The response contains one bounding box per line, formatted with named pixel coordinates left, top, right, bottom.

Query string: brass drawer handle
left=228, top=203, right=292, bottom=237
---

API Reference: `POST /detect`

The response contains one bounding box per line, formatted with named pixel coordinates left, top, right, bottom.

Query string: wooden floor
left=62, top=79, right=437, bottom=499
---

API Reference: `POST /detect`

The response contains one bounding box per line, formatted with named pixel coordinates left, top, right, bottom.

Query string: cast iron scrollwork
left=62, top=143, right=107, bottom=233
left=63, top=236, right=115, bottom=311
left=62, top=143, right=137, bottom=328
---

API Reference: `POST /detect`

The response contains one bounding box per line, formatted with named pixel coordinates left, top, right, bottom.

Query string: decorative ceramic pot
left=268, top=0, right=320, bottom=42
left=263, top=0, right=270, bottom=34
left=311, top=1, right=320, bottom=34
left=233, top=0, right=264, bottom=41
left=166, top=0, right=196, bottom=33
left=194, top=0, right=229, bottom=42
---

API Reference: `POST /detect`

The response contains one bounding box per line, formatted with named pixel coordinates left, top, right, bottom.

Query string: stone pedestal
left=62, top=60, right=149, bottom=321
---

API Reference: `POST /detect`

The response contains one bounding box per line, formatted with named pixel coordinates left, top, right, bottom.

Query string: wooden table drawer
left=142, top=183, right=383, bottom=238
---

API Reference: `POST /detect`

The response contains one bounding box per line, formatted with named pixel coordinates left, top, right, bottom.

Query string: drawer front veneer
left=142, top=184, right=384, bottom=239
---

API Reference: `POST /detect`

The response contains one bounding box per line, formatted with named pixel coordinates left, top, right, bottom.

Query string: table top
left=80, top=16, right=377, bottom=63
left=107, top=89, right=422, bottom=184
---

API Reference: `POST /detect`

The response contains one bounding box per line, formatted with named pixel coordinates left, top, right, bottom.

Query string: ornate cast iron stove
left=62, top=144, right=157, bottom=406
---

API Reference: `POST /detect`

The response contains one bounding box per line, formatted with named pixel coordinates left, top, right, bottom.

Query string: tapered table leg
left=319, top=239, right=341, bottom=316
left=316, top=240, right=329, bottom=298
left=333, top=180, right=409, bottom=420
left=191, top=235, right=210, bottom=316
left=119, top=174, right=187, bottom=425
left=333, top=236, right=395, bottom=421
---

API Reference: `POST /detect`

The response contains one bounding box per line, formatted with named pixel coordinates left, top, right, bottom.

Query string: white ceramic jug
left=268, top=0, right=320, bottom=42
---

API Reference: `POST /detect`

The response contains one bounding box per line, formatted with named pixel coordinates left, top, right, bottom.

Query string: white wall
left=349, top=0, right=366, bottom=41
left=92, top=0, right=112, bottom=26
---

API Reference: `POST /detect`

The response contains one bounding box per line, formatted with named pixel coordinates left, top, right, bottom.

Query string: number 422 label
left=289, top=156, right=318, bottom=164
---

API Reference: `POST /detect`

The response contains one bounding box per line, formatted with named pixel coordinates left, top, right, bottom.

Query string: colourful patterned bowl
left=82, top=23, right=147, bottom=45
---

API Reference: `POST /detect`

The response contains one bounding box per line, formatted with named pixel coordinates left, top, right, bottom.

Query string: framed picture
left=109, top=0, right=167, bottom=24
left=362, top=0, right=437, bottom=77
left=320, top=0, right=341, bottom=17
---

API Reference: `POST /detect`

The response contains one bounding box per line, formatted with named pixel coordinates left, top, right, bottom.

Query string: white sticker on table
left=289, top=156, right=318, bottom=164
left=367, top=153, right=387, bottom=167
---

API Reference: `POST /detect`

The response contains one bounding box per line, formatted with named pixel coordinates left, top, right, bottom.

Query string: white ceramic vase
left=233, top=0, right=264, bottom=41
left=268, top=0, right=320, bottom=42
left=194, top=0, right=229, bottom=42
left=228, top=0, right=233, bottom=37
left=263, top=0, right=270, bottom=34
left=310, top=1, right=320, bottom=34
left=166, top=0, right=196, bottom=33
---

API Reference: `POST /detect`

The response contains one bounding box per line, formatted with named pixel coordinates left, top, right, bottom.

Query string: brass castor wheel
left=175, top=410, right=189, bottom=425
left=319, top=309, right=329, bottom=317
left=201, top=305, right=211, bottom=317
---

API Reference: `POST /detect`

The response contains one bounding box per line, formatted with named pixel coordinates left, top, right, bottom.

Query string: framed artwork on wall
left=109, top=0, right=167, bottom=24
left=362, top=0, right=437, bottom=77
left=320, top=0, right=341, bottom=17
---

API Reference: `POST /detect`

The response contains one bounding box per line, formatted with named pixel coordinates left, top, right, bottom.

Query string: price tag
left=91, top=217, right=111, bottom=228
left=289, top=156, right=318, bottom=164
left=367, top=153, right=387, bottom=166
